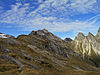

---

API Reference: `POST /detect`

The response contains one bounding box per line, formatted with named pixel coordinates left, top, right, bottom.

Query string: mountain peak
left=64, top=38, right=72, bottom=42
left=96, top=27, right=100, bottom=37
left=30, top=29, right=49, bottom=36
left=42, top=28, right=48, bottom=33
left=98, top=27, right=100, bottom=32
left=87, top=32, right=95, bottom=41
left=72, top=28, right=100, bottom=63
left=0, top=33, right=8, bottom=38
left=0, top=33, right=14, bottom=39
left=75, top=32, right=85, bottom=41
left=78, top=32, right=84, bottom=36
left=88, top=32, right=94, bottom=37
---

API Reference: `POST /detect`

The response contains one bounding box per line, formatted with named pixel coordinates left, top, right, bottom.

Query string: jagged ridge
left=72, top=28, right=100, bottom=67
left=0, top=29, right=100, bottom=75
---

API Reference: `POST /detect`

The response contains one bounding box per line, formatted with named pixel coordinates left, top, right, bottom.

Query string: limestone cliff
left=72, top=28, right=100, bottom=66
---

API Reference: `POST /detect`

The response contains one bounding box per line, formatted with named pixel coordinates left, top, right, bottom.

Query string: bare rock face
left=96, top=28, right=100, bottom=37
left=72, top=28, right=100, bottom=65
left=75, top=32, right=85, bottom=41
left=18, top=29, right=71, bottom=57
left=29, top=28, right=62, bottom=41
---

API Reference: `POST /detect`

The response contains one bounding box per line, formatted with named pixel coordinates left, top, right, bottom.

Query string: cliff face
left=72, top=28, right=100, bottom=66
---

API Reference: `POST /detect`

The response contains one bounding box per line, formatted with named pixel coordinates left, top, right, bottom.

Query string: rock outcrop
left=18, top=29, right=72, bottom=57
left=72, top=28, right=100, bottom=66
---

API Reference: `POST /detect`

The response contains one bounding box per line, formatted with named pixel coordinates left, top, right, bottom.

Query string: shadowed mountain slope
left=0, top=29, right=100, bottom=75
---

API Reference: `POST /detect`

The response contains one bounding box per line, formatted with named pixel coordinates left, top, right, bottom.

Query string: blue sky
left=0, top=0, right=100, bottom=39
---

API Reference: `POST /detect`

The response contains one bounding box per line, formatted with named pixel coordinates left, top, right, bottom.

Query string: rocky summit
left=0, top=29, right=100, bottom=75
left=72, top=28, right=100, bottom=67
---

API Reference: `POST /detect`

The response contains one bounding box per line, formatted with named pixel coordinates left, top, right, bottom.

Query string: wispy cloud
left=87, top=14, right=100, bottom=22
left=0, top=0, right=99, bottom=33
left=38, top=0, right=44, bottom=3
left=0, top=3, right=30, bottom=23
left=69, top=0, right=98, bottom=14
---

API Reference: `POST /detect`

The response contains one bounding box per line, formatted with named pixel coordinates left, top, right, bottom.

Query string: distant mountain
left=0, top=33, right=8, bottom=38
left=0, top=29, right=100, bottom=75
left=64, top=38, right=72, bottom=42
left=0, top=33, right=14, bottom=38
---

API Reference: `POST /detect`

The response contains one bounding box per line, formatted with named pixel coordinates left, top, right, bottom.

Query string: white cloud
left=38, top=0, right=44, bottom=3
left=28, top=0, right=98, bottom=17
left=69, top=0, right=98, bottom=14
left=0, top=3, right=30, bottom=23
left=0, top=0, right=99, bottom=33
left=0, top=6, right=3, bottom=14
left=16, top=16, right=97, bottom=33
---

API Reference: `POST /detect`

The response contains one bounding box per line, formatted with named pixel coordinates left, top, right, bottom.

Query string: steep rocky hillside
left=0, top=29, right=100, bottom=75
left=72, top=28, right=100, bottom=67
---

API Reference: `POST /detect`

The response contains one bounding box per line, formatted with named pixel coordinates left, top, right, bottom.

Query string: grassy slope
left=0, top=34, right=100, bottom=75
